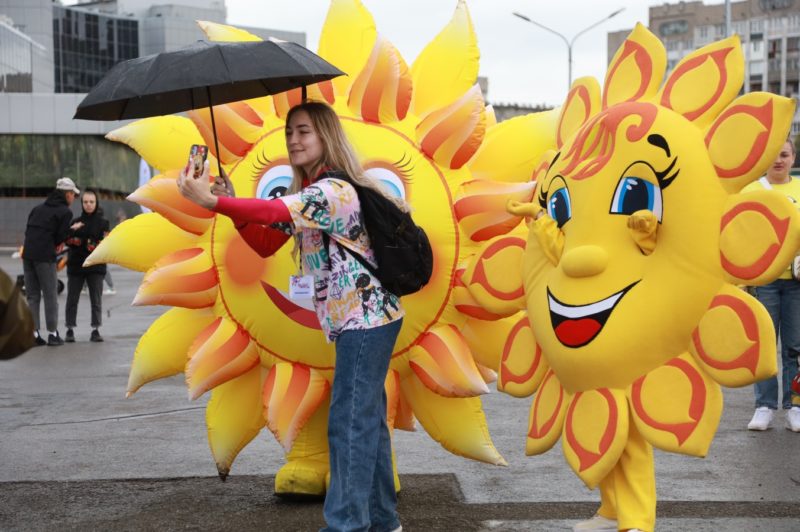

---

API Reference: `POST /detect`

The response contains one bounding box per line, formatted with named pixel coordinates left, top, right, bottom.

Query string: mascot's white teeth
left=549, top=289, right=625, bottom=319
left=547, top=281, right=639, bottom=348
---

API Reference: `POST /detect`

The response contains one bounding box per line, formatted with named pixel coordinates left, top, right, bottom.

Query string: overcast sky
left=60, top=0, right=670, bottom=106
left=225, top=0, right=659, bottom=107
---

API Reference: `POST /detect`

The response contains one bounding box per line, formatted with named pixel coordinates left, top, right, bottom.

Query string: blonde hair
left=285, top=101, right=410, bottom=213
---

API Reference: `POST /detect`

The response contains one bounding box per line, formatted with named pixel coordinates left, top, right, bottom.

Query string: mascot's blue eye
left=256, top=165, right=293, bottom=200
left=610, top=177, right=663, bottom=221
left=365, top=167, right=406, bottom=200
left=547, top=188, right=572, bottom=228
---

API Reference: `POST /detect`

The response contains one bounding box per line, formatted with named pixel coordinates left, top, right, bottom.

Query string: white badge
left=289, top=275, right=314, bottom=300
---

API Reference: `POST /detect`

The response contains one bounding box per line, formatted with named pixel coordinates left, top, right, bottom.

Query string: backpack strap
left=322, top=231, right=379, bottom=278
left=317, top=170, right=382, bottom=278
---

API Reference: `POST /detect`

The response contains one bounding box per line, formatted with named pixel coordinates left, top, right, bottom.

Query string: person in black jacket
left=22, top=177, right=79, bottom=346
left=64, top=189, right=109, bottom=343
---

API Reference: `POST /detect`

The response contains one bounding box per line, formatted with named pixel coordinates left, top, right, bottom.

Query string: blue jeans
left=754, top=280, right=800, bottom=409
left=322, top=319, right=402, bottom=532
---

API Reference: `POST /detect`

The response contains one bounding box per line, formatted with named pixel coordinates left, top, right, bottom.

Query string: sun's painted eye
left=256, top=164, right=293, bottom=200
left=610, top=176, right=663, bottom=221
left=547, top=187, right=572, bottom=228
left=364, top=166, right=406, bottom=200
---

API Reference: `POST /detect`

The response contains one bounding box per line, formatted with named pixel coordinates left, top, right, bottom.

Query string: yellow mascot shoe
left=274, top=458, right=329, bottom=499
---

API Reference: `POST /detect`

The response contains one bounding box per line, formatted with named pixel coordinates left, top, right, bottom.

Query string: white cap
left=56, top=177, right=80, bottom=194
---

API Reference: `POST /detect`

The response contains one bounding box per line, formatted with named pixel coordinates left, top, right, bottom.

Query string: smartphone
left=188, top=144, right=208, bottom=179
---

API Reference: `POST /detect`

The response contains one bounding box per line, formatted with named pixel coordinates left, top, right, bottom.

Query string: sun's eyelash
left=392, top=153, right=415, bottom=182
left=251, top=151, right=272, bottom=181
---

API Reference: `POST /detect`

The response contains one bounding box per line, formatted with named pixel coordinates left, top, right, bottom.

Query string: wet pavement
left=1, top=254, right=799, bottom=531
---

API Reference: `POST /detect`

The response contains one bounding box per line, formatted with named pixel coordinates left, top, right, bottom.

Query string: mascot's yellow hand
left=506, top=199, right=542, bottom=220
left=627, top=209, right=658, bottom=255
left=530, top=212, right=564, bottom=265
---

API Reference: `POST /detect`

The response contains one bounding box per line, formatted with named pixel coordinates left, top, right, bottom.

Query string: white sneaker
left=573, top=514, right=617, bottom=531
left=747, top=407, right=774, bottom=430
left=103, top=288, right=116, bottom=295
left=786, top=406, right=800, bottom=432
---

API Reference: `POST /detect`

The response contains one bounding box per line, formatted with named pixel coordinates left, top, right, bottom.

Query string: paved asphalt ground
left=1, top=253, right=799, bottom=531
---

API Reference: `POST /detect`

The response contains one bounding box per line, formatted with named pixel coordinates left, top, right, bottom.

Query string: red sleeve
left=213, top=196, right=292, bottom=225
left=236, top=223, right=291, bottom=258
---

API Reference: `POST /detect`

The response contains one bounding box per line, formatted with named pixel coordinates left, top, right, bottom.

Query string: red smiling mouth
left=548, top=281, right=639, bottom=348
left=261, top=281, right=321, bottom=330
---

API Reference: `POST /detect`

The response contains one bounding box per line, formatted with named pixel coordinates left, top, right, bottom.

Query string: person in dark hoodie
left=22, top=177, right=79, bottom=346
left=64, top=189, right=109, bottom=343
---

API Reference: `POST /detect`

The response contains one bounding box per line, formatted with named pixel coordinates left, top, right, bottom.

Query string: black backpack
left=321, top=171, right=433, bottom=297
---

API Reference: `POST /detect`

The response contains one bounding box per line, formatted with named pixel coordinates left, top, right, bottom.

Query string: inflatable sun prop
left=500, top=24, right=798, bottom=530
left=87, top=0, right=557, bottom=496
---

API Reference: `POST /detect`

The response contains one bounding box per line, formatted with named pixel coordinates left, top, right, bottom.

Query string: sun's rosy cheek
left=224, top=232, right=269, bottom=287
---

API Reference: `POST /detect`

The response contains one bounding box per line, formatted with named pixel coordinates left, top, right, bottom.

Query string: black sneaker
left=65, top=328, right=75, bottom=343
left=34, top=333, right=47, bottom=346
left=47, top=332, right=64, bottom=346
left=90, top=329, right=103, bottom=343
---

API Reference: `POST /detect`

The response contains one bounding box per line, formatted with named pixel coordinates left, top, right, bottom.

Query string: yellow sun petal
left=188, top=102, right=264, bottom=165
left=85, top=213, right=199, bottom=272
left=186, top=317, right=260, bottom=400
left=454, top=179, right=535, bottom=241
left=602, top=22, right=665, bottom=109
left=318, top=0, right=377, bottom=99
left=467, top=110, right=559, bottom=183
left=127, top=171, right=214, bottom=235
left=462, top=235, right=527, bottom=317
left=689, top=283, right=778, bottom=386
left=400, top=374, right=505, bottom=465
left=133, top=247, right=218, bottom=308
left=348, top=35, right=411, bottom=124
left=628, top=353, right=722, bottom=457
left=197, top=20, right=261, bottom=42
left=408, top=325, right=489, bottom=397
left=497, top=316, right=548, bottom=398
left=526, top=369, right=567, bottom=456
left=207, top=365, right=266, bottom=480
left=410, top=0, right=478, bottom=118
left=263, top=362, right=330, bottom=451
left=562, top=388, right=629, bottom=488
left=461, top=315, right=519, bottom=370
left=127, top=307, right=216, bottom=396
left=106, top=117, right=205, bottom=173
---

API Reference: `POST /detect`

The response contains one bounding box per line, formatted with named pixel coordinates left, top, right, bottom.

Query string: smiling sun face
left=87, top=0, right=559, bottom=492
left=223, top=115, right=459, bottom=365
left=501, top=24, right=798, bottom=488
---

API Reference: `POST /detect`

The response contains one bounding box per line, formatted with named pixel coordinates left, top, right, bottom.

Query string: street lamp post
left=513, top=9, right=625, bottom=90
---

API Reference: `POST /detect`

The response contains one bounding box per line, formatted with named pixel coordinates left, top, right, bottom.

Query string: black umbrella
left=74, top=39, right=345, bottom=173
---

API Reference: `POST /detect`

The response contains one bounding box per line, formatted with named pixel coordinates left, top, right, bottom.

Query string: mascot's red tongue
left=555, top=318, right=602, bottom=347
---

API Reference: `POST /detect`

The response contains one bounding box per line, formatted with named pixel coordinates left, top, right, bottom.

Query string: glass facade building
left=53, top=6, right=139, bottom=93
left=0, top=18, right=47, bottom=92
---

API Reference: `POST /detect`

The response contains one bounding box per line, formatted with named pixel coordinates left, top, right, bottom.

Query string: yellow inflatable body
left=87, top=0, right=558, bottom=496
left=503, top=24, right=798, bottom=531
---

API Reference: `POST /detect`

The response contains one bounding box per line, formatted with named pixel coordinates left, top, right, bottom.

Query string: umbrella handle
left=206, top=86, right=224, bottom=178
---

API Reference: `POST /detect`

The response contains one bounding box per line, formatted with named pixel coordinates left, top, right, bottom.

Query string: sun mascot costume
left=502, top=24, right=798, bottom=532
left=86, top=0, right=558, bottom=497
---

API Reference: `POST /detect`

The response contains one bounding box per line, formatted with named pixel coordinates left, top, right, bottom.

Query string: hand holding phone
left=188, top=144, right=209, bottom=179
left=211, top=167, right=236, bottom=198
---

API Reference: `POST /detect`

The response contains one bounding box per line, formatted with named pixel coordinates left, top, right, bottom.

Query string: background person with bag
left=64, top=190, right=110, bottom=343
left=744, top=138, right=800, bottom=432
left=178, top=101, right=407, bottom=532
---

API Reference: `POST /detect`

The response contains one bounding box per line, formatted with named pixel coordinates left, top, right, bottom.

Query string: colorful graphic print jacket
left=278, top=178, right=404, bottom=341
